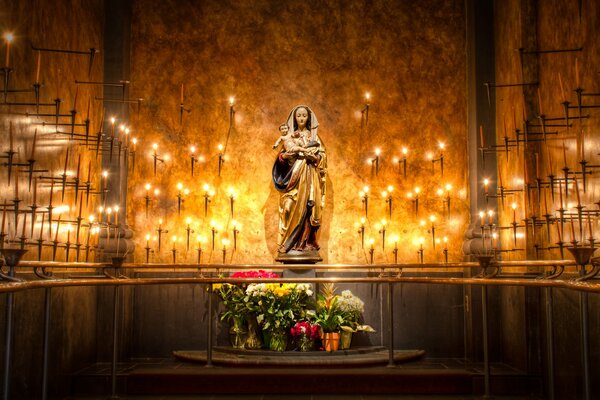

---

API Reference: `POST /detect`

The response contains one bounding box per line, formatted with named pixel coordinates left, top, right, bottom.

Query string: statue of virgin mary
left=272, top=105, right=327, bottom=263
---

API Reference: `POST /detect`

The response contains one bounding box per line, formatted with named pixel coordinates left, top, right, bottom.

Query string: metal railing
left=1, top=257, right=599, bottom=400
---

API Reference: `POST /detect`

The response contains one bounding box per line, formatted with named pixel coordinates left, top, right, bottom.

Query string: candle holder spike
left=0, top=248, right=27, bottom=281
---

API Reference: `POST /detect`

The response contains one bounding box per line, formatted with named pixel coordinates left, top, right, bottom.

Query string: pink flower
left=230, top=270, right=280, bottom=279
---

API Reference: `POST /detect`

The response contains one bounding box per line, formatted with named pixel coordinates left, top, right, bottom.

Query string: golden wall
left=126, top=0, right=469, bottom=264
left=0, top=0, right=104, bottom=262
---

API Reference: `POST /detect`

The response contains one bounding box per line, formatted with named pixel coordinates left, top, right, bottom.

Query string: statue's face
left=295, top=108, right=308, bottom=127
left=280, top=125, right=289, bottom=134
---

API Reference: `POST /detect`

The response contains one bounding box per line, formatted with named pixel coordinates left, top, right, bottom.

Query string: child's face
left=279, top=125, right=289, bottom=134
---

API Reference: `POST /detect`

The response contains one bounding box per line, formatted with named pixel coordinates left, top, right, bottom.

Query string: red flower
left=290, top=321, right=320, bottom=339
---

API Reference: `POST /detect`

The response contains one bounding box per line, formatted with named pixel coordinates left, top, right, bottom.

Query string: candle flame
left=3, top=32, right=14, bottom=43
left=190, top=145, right=196, bottom=153
left=145, top=183, right=151, bottom=191
left=402, top=147, right=408, bottom=155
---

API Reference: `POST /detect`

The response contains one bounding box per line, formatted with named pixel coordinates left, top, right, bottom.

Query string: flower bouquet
left=314, top=283, right=345, bottom=351
left=244, top=282, right=313, bottom=351
left=290, top=321, right=320, bottom=352
left=337, top=289, right=375, bottom=349
left=213, top=270, right=279, bottom=349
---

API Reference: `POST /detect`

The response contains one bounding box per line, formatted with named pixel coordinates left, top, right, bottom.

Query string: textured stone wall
left=127, top=0, right=469, bottom=264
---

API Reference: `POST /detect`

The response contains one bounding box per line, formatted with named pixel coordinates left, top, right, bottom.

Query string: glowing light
left=3, top=32, right=14, bottom=43
left=190, top=145, right=196, bottom=153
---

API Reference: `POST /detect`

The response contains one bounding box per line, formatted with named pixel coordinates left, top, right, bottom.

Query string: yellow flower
left=273, top=286, right=290, bottom=296
left=212, top=283, right=222, bottom=291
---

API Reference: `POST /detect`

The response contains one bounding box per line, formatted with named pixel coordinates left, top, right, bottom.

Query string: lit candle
left=3, top=32, right=13, bottom=68
left=483, top=178, right=489, bottom=194
left=488, top=210, right=494, bottom=225
left=479, top=211, right=485, bottom=226
left=145, top=233, right=150, bottom=248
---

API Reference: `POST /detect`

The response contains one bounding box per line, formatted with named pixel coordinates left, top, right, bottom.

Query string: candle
left=479, top=125, right=484, bottom=147
left=558, top=73, right=566, bottom=101
left=145, top=233, right=150, bottom=248
left=35, top=51, right=41, bottom=83
left=535, top=153, right=540, bottom=178
left=180, top=83, right=184, bottom=103
left=479, top=211, right=485, bottom=226
left=587, top=213, right=593, bottom=239
left=483, top=178, right=489, bottom=194
left=537, top=87, right=543, bottom=115
left=575, top=58, right=580, bottom=88
left=9, top=121, right=13, bottom=151
left=30, top=129, right=37, bottom=160
left=1, top=204, right=6, bottom=234
left=4, top=32, right=13, bottom=68
left=559, top=181, right=564, bottom=209
left=570, top=213, right=576, bottom=243
left=574, top=178, right=581, bottom=206
left=32, top=178, right=37, bottom=205
left=512, top=202, right=517, bottom=223
left=556, top=216, right=562, bottom=243
left=562, top=141, right=567, bottom=168
left=488, top=210, right=494, bottom=225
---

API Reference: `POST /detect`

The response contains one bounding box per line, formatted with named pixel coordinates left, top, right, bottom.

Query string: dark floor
left=66, top=357, right=542, bottom=400
left=64, top=395, right=543, bottom=399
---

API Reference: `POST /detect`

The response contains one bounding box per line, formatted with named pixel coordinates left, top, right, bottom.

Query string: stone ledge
left=173, top=347, right=425, bottom=366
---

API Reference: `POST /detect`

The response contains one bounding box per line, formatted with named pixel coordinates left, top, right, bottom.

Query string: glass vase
left=297, top=334, right=314, bottom=352
left=228, top=316, right=247, bottom=349
left=269, top=329, right=288, bottom=352
left=245, top=314, right=263, bottom=350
